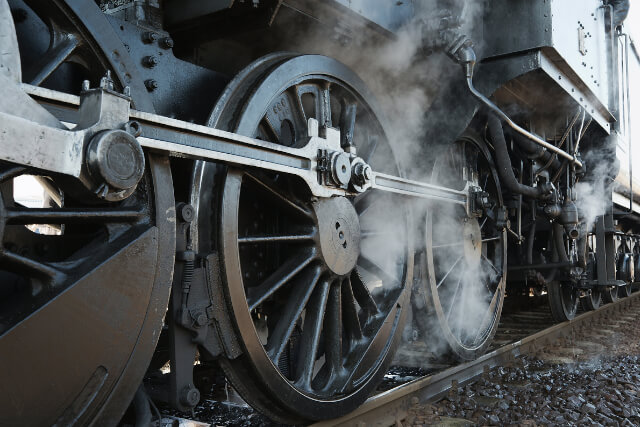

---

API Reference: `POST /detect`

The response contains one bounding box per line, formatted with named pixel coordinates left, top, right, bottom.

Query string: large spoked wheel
left=616, top=243, right=633, bottom=298
left=548, top=281, right=580, bottom=321
left=192, top=54, right=413, bottom=423
left=547, top=225, right=580, bottom=321
left=420, top=132, right=507, bottom=361
left=582, top=251, right=602, bottom=311
left=0, top=2, right=173, bottom=425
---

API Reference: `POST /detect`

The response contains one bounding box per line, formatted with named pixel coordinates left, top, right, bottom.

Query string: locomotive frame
left=0, top=0, right=637, bottom=424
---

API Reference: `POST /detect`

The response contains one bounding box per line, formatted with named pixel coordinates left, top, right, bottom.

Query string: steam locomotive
left=0, top=0, right=637, bottom=424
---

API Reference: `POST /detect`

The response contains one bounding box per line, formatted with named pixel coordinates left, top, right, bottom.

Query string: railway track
left=163, top=291, right=639, bottom=426
left=309, top=291, right=640, bottom=427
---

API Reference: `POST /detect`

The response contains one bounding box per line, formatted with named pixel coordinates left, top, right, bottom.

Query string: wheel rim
left=193, top=54, right=412, bottom=422
left=548, top=280, right=580, bottom=321
left=0, top=2, right=174, bottom=424
left=424, top=134, right=507, bottom=360
left=582, top=288, right=602, bottom=311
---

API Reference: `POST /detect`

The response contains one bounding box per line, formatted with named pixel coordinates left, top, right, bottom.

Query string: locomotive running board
left=3, top=82, right=475, bottom=211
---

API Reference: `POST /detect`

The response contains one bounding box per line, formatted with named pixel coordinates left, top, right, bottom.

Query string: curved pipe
left=553, top=223, right=570, bottom=263
left=468, top=77, right=583, bottom=168
left=488, top=115, right=541, bottom=199
left=527, top=221, right=536, bottom=265
left=512, top=133, right=562, bottom=171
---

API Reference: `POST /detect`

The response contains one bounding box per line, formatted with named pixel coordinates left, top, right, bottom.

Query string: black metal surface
left=1, top=0, right=639, bottom=425
left=0, top=1, right=175, bottom=425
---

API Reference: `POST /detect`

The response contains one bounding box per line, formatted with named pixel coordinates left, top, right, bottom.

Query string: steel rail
left=311, top=291, right=640, bottom=427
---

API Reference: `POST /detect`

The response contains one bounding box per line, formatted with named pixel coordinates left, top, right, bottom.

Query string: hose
left=488, top=114, right=541, bottom=199
left=512, top=132, right=562, bottom=170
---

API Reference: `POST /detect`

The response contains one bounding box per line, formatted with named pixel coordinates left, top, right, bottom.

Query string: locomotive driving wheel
left=547, top=226, right=580, bottom=321
left=192, top=54, right=413, bottom=423
left=418, top=132, right=507, bottom=361
left=0, top=1, right=174, bottom=424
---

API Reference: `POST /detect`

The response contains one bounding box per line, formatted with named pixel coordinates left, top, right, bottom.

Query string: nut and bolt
left=160, top=37, right=174, bottom=49
left=99, top=70, right=115, bottom=90
left=195, top=313, right=208, bottom=327
left=142, top=55, right=158, bottom=68
left=142, top=31, right=158, bottom=43
left=177, top=203, right=195, bottom=223
left=145, top=79, right=158, bottom=91
left=352, top=162, right=372, bottom=186
left=179, top=385, right=200, bottom=407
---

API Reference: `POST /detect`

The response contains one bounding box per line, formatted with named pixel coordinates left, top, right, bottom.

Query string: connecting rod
left=1, top=82, right=476, bottom=213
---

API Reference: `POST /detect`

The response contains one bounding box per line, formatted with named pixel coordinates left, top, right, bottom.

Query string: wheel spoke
left=244, top=172, right=313, bottom=219
left=0, top=250, right=64, bottom=281
left=340, top=102, right=357, bottom=149
left=238, top=232, right=315, bottom=244
left=481, top=236, right=501, bottom=244
left=432, top=241, right=464, bottom=249
left=445, top=276, right=463, bottom=321
left=259, top=117, right=281, bottom=144
left=482, top=173, right=489, bottom=191
left=323, top=280, right=344, bottom=381
left=294, top=280, right=331, bottom=390
left=481, top=253, right=501, bottom=275
left=479, top=217, right=488, bottom=230
left=320, top=83, right=332, bottom=127
left=360, top=229, right=397, bottom=239
left=247, top=248, right=316, bottom=311
left=267, top=266, right=322, bottom=364
left=361, top=133, right=380, bottom=163
left=26, top=34, right=79, bottom=86
left=358, top=254, right=399, bottom=287
left=350, top=270, right=379, bottom=315
left=341, top=278, right=363, bottom=343
left=5, top=207, right=145, bottom=224
left=354, top=190, right=376, bottom=216
left=471, top=284, right=502, bottom=345
left=436, top=255, right=463, bottom=289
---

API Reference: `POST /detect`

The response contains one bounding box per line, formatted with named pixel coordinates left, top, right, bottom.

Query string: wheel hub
left=313, top=197, right=360, bottom=275
left=462, top=218, right=482, bottom=268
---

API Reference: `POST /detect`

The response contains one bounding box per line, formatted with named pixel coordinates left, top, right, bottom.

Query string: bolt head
left=180, top=385, right=200, bottom=407
left=143, top=56, right=158, bottom=68
left=363, top=165, right=372, bottom=180
left=179, top=204, right=195, bottom=222
left=195, top=313, right=207, bottom=327
left=145, top=79, right=158, bottom=91
left=142, top=31, right=159, bottom=43
left=161, top=37, right=174, bottom=49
